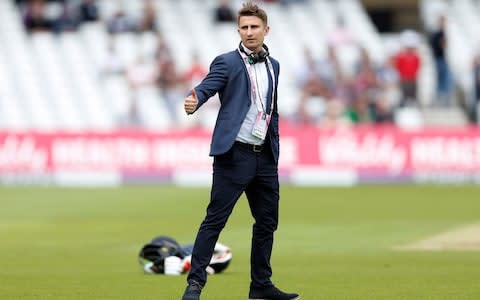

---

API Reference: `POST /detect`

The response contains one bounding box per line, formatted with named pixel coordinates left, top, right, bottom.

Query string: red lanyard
left=238, top=49, right=276, bottom=115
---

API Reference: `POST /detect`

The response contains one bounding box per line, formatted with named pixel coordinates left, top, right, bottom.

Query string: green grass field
left=1, top=185, right=480, bottom=300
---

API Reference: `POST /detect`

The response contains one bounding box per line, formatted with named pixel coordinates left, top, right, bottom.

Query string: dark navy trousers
left=187, top=141, right=279, bottom=289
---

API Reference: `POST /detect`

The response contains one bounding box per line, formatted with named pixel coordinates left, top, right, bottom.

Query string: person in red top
left=182, top=53, right=207, bottom=87
left=394, top=30, right=421, bottom=107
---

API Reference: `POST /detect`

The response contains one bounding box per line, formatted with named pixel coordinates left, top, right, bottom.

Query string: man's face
left=237, top=16, right=269, bottom=52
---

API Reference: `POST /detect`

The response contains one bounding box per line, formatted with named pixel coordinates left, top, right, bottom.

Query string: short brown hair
left=237, top=1, right=268, bottom=25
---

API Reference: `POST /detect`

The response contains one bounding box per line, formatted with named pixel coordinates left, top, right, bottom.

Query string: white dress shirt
left=236, top=44, right=270, bottom=145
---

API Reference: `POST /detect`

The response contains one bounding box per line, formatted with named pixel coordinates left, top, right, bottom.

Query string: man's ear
left=264, top=25, right=270, bottom=36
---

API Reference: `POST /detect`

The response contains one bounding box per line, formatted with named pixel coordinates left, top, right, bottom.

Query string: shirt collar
left=241, top=42, right=254, bottom=55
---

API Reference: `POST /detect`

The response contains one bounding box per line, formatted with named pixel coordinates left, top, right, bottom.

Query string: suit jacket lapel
left=237, top=51, right=252, bottom=103
left=265, top=62, right=273, bottom=115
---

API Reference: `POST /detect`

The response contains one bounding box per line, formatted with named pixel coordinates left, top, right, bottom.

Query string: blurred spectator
left=126, top=56, right=157, bottom=89
left=151, top=37, right=182, bottom=123
left=429, top=15, right=454, bottom=106
left=319, top=45, right=352, bottom=104
left=106, top=8, right=135, bottom=35
left=474, top=53, right=480, bottom=123
left=123, top=93, right=142, bottom=127
left=394, top=30, right=421, bottom=107
left=99, top=39, right=126, bottom=78
left=296, top=47, right=330, bottom=123
left=350, top=47, right=380, bottom=123
left=16, top=0, right=65, bottom=7
left=377, top=55, right=401, bottom=112
left=372, top=96, right=394, bottom=123
left=137, top=0, right=158, bottom=33
left=182, top=53, right=207, bottom=88
left=78, top=0, right=99, bottom=23
left=344, top=95, right=369, bottom=124
left=156, top=55, right=183, bottom=123
left=23, top=0, right=53, bottom=33
left=214, top=0, right=235, bottom=23
left=154, top=34, right=172, bottom=65
left=123, top=55, right=158, bottom=128
left=475, top=55, right=480, bottom=103
left=278, top=0, right=307, bottom=5
left=366, top=56, right=399, bottom=124
left=371, top=58, right=397, bottom=125
left=182, top=53, right=215, bottom=128
left=327, top=16, right=354, bottom=49
left=318, top=45, right=341, bottom=90
left=318, top=100, right=351, bottom=128
left=52, top=2, right=79, bottom=34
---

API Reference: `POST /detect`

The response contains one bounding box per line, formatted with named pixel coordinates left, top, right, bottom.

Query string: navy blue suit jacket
left=192, top=49, right=280, bottom=162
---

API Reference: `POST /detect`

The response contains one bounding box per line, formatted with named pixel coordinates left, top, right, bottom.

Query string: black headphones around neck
left=239, top=42, right=269, bottom=64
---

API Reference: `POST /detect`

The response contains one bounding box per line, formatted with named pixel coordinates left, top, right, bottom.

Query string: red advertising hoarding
left=1, top=125, right=480, bottom=185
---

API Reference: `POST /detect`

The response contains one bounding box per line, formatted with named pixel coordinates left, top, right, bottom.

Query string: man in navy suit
left=181, top=2, right=299, bottom=300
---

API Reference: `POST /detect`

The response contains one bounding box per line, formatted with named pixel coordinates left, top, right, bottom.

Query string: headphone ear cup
left=262, top=49, right=269, bottom=60
left=257, top=49, right=268, bottom=63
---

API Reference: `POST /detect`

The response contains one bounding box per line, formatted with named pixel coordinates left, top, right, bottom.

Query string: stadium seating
left=1, top=0, right=478, bottom=130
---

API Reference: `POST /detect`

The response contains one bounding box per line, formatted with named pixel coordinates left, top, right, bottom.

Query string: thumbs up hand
left=184, top=89, right=198, bottom=115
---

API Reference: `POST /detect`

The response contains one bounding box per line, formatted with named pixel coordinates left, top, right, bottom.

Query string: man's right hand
left=184, top=89, right=198, bottom=115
